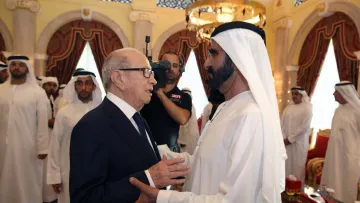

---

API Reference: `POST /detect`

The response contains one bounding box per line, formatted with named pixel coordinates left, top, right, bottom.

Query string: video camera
left=145, top=36, right=170, bottom=90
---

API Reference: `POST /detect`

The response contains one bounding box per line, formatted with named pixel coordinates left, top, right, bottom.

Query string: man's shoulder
left=74, top=104, right=106, bottom=129
left=232, top=98, right=261, bottom=115
left=56, top=103, right=77, bottom=117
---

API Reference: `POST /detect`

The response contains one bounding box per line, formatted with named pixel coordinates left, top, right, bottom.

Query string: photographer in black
left=141, top=52, right=192, bottom=152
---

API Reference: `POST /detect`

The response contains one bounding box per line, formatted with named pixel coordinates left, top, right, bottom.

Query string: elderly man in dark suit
left=69, top=48, right=190, bottom=203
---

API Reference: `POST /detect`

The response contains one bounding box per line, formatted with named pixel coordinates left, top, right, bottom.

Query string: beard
left=206, top=54, right=235, bottom=90
left=10, top=71, right=27, bottom=79
left=77, top=92, right=91, bottom=101
left=166, top=71, right=179, bottom=84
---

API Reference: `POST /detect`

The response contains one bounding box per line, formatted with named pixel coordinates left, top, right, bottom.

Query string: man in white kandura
left=47, top=69, right=102, bottom=203
left=281, top=86, right=312, bottom=184
left=178, top=88, right=199, bottom=155
left=40, top=76, right=59, bottom=203
left=0, top=55, right=49, bottom=203
left=321, top=81, right=360, bottom=203
left=130, top=21, right=287, bottom=203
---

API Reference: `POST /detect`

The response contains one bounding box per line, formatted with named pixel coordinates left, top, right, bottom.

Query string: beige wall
left=0, top=0, right=14, bottom=45
left=36, top=0, right=133, bottom=44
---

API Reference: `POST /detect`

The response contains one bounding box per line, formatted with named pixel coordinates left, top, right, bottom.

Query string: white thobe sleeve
left=288, top=105, right=312, bottom=143
left=47, top=112, right=65, bottom=185
left=157, top=112, right=264, bottom=203
left=37, top=91, right=50, bottom=155
left=157, top=145, right=194, bottom=166
left=55, top=98, right=68, bottom=115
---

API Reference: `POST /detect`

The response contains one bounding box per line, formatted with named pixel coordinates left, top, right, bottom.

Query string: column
left=354, top=51, right=360, bottom=94
left=273, top=17, right=292, bottom=113
left=285, top=65, right=300, bottom=104
left=35, top=53, right=48, bottom=76
left=6, top=0, right=39, bottom=70
left=129, top=0, right=157, bottom=58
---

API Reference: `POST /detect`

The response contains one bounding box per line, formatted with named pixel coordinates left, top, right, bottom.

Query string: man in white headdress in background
left=321, top=81, right=360, bottom=203
left=47, top=69, right=102, bottom=203
left=54, top=84, right=68, bottom=115
left=178, top=87, right=199, bottom=154
left=130, top=21, right=287, bottom=203
left=0, top=61, right=9, bottom=84
left=40, top=76, right=60, bottom=203
left=41, top=77, right=59, bottom=127
left=0, top=55, right=49, bottom=203
left=281, top=86, right=312, bottom=184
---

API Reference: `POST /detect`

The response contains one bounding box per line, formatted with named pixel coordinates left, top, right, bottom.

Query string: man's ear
left=111, top=70, right=126, bottom=91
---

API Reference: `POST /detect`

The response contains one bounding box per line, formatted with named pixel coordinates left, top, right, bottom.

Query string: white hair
left=102, top=48, right=142, bottom=89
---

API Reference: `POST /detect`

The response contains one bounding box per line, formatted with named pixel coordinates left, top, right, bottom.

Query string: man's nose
left=149, top=74, right=157, bottom=86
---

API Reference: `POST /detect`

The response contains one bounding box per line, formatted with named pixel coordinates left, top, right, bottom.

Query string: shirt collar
left=107, top=92, right=137, bottom=119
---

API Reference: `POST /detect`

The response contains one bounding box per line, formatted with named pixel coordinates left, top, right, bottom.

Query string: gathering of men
left=281, top=87, right=313, bottom=184
left=69, top=48, right=189, bottom=203
left=130, top=21, right=287, bottom=203
left=0, top=20, right=359, bottom=203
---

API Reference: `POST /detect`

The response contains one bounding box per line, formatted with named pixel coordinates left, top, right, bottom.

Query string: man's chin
left=11, top=74, right=26, bottom=79
left=78, top=94, right=90, bottom=100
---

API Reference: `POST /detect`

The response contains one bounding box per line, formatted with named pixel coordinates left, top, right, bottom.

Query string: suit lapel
left=102, top=98, right=159, bottom=166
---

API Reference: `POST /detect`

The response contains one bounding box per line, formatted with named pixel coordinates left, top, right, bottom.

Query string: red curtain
left=159, top=30, right=210, bottom=95
left=159, top=30, right=199, bottom=63
left=89, top=35, right=104, bottom=77
left=297, top=12, right=360, bottom=94
left=297, top=33, right=330, bottom=95
left=46, top=20, right=123, bottom=84
left=89, top=24, right=123, bottom=78
left=0, top=33, right=6, bottom=62
left=48, top=33, right=86, bottom=84
left=331, top=13, right=360, bottom=88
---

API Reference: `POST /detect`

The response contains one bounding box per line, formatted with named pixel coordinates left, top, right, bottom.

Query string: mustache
left=207, top=66, right=215, bottom=75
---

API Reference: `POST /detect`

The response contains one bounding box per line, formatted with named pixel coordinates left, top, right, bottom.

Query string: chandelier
left=186, top=0, right=266, bottom=41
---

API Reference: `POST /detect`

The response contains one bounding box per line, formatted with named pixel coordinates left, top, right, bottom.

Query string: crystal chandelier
left=186, top=0, right=266, bottom=41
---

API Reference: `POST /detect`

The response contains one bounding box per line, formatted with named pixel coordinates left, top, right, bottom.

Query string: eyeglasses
left=118, top=68, right=154, bottom=78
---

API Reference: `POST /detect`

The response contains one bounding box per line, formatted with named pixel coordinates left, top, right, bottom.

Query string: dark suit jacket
left=69, top=97, right=161, bottom=203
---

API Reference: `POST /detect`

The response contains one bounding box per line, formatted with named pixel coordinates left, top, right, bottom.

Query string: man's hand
left=52, top=183, right=62, bottom=194
left=284, top=138, right=291, bottom=146
left=130, top=177, right=159, bottom=203
left=155, top=88, right=165, bottom=98
left=48, top=119, right=55, bottom=128
left=148, top=155, right=190, bottom=188
left=37, top=154, right=47, bottom=159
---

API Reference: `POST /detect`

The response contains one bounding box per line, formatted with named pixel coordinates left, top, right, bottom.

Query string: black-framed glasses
left=118, top=68, right=154, bottom=78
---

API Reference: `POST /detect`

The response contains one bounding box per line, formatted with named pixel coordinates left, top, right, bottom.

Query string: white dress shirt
left=107, top=92, right=156, bottom=187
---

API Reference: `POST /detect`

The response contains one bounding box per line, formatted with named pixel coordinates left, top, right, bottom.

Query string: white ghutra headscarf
left=63, top=69, right=102, bottom=105
left=7, top=55, right=38, bottom=87
left=335, top=81, right=360, bottom=112
left=211, top=21, right=287, bottom=203
left=290, top=86, right=310, bottom=103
